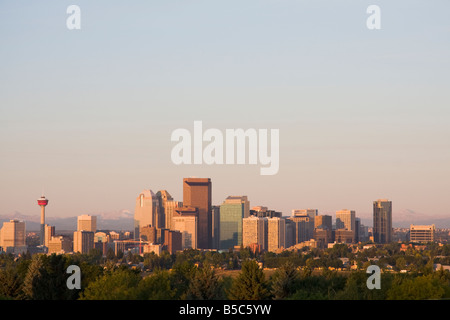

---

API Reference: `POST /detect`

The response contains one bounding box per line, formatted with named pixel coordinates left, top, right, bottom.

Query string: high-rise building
left=165, top=199, right=182, bottom=230
left=44, top=224, right=55, bottom=247
left=335, top=209, right=356, bottom=232
left=0, top=220, right=26, bottom=251
left=267, top=217, right=285, bottom=252
left=134, top=190, right=159, bottom=239
left=73, top=230, right=94, bottom=254
left=48, top=236, right=72, bottom=254
left=373, top=199, right=392, bottom=244
left=37, top=196, right=49, bottom=246
left=242, top=215, right=268, bottom=251
left=315, top=215, right=332, bottom=230
left=409, top=225, right=435, bottom=243
left=77, top=215, right=97, bottom=232
left=172, top=206, right=198, bottom=249
left=156, top=190, right=175, bottom=229
left=211, top=205, right=220, bottom=250
left=289, top=211, right=315, bottom=244
left=183, top=178, right=212, bottom=249
left=219, top=196, right=249, bottom=250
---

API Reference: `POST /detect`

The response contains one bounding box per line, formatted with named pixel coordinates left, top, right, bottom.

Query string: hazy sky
left=1, top=1, right=450, bottom=225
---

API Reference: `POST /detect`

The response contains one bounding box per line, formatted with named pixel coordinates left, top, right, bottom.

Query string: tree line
left=1, top=242, right=450, bottom=300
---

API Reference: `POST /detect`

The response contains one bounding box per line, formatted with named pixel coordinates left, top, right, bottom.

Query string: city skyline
left=1, top=1, right=450, bottom=227
left=2, top=183, right=450, bottom=231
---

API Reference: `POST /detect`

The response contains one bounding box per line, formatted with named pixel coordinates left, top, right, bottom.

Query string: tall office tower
left=242, top=215, right=268, bottom=251
left=134, top=189, right=159, bottom=239
left=165, top=200, right=182, bottom=230
left=183, top=178, right=212, bottom=249
left=37, top=196, right=49, bottom=246
left=44, top=224, right=55, bottom=247
left=373, top=199, right=393, bottom=244
left=355, top=218, right=361, bottom=242
left=315, top=215, right=332, bottom=230
left=335, top=209, right=356, bottom=231
left=211, top=205, right=220, bottom=250
left=267, top=217, right=285, bottom=252
left=0, top=220, right=26, bottom=250
left=77, top=214, right=97, bottom=232
left=73, top=230, right=94, bottom=254
left=219, top=196, right=250, bottom=250
left=156, top=190, right=174, bottom=229
left=285, top=219, right=296, bottom=248
left=409, top=225, right=435, bottom=243
left=173, top=206, right=198, bottom=249
left=289, top=210, right=316, bottom=244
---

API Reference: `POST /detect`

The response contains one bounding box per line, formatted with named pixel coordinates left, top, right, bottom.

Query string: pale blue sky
left=1, top=1, right=450, bottom=226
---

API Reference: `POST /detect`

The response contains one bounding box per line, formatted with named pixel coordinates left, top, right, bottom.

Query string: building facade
left=267, top=217, right=285, bottom=252
left=172, top=206, right=198, bottom=249
left=242, top=215, right=268, bottom=251
left=73, top=230, right=94, bottom=254
left=0, top=220, right=26, bottom=252
left=134, top=190, right=159, bottom=239
left=409, top=225, right=435, bottom=243
left=183, top=178, right=212, bottom=249
left=219, top=196, right=249, bottom=250
left=373, top=199, right=392, bottom=244
left=77, top=215, right=97, bottom=232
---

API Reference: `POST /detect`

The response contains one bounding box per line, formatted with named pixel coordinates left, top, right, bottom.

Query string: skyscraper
left=373, top=199, right=393, bottom=244
left=219, top=196, right=250, bottom=250
left=211, top=205, right=220, bottom=250
left=73, top=230, right=94, bottom=254
left=267, top=217, right=285, bottom=252
left=37, top=196, right=48, bottom=246
left=134, top=190, right=159, bottom=239
left=173, top=206, right=198, bottom=249
left=242, top=215, right=268, bottom=251
left=156, top=190, right=174, bottom=229
left=335, top=209, right=356, bottom=232
left=44, top=224, right=55, bottom=247
left=183, top=178, right=212, bottom=249
left=289, top=209, right=316, bottom=244
left=77, top=214, right=97, bottom=232
left=315, top=215, right=332, bottom=230
left=0, top=220, right=26, bottom=251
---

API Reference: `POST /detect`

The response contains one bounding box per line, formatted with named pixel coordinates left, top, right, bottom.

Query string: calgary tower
left=37, top=195, right=49, bottom=246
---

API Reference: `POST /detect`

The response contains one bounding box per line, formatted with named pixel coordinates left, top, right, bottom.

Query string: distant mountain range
left=0, top=210, right=134, bottom=232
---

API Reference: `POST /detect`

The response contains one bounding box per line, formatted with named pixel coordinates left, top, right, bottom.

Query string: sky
left=1, top=1, right=450, bottom=226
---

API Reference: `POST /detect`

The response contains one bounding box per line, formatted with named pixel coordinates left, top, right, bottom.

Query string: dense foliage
left=1, top=243, right=450, bottom=300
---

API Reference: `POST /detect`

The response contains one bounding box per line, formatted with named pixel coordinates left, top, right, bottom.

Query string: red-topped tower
left=37, top=196, right=49, bottom=246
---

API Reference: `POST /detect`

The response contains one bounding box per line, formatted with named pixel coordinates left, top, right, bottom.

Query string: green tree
left=21, top=254, right=44, bottom=300
left=227, top=260, right=270, bottom=300
left=270, top=261, right=299, bottom=300
left=0, top=265, right=22, bottom=299
left=387, top=274, right=446, bottom=300
left=186, top=264, right=224, bottom=300
left=136, top=270, right=176, bottom=300
left=79, top=267, right=140, bottom=300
